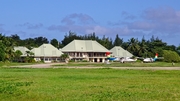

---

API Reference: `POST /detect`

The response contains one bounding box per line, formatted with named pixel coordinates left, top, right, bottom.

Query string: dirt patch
left=10, top=63, right=180, bottom=70
left=10, top=63, right=65, bottom=68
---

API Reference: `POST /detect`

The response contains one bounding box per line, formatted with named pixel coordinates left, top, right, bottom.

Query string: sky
left=0, top=0, right=180, bottom=46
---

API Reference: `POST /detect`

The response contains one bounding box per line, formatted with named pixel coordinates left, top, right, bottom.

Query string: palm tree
left=60, top=54, right=69, bottom=63
left=138, top=37, right=148, bottom=57
left=25, top=51, right=35, bottom=63
left=25, top=51, right=34, bottom=57
left=14, top=50, right=23, bottom=62
left=50, top=38, right=59, bottom=48
left=127, top=38, right=140, bottom=56
left=3, top=36, right=16, bottom=62
left=0, top=42, right=5, bottom=61
left=113, top=34, right=123, bottom=46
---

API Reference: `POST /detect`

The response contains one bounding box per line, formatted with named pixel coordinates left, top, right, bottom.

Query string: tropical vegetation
left=0, top=31, right=180, bottom=63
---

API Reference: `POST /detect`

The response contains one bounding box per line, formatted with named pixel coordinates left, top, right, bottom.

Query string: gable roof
left=14, top=46, right=30, bottom=56
left=110, top=46, right=133, bottom=57
left=61, top=40, right=110, bottom=52
left=31, top=44, right=63, bottom=57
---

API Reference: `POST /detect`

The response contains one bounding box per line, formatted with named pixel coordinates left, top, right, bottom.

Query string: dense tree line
left=0, top=31, right=180, bottom=62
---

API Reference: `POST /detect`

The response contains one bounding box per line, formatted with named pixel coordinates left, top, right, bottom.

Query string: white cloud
left=19, top=22, right=43, bottom=29
left=61, top=13, right=96, bottom=25
left=127, top=21, right=155, bottom=31
left=124, top=7, right=180, bottom=36
left=86, top=26, right=108, bottom=34
left=48, top=8, right=180, bottom=46
left=143, top=7, right=180, bottom=33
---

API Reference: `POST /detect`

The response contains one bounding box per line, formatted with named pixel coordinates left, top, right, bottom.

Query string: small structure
left=14, top=46, right=31, bottom=62
left=31, top=44, right=63, bottom=63
left=14, top=44, right=63, bottom=63
left=14, top=46, right=30, bottom=56
left=110, top=46, right=133, bottom=58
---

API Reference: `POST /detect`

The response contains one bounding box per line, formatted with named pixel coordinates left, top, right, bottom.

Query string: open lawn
left=0, top=62, right=39, bottom=67
left=1, top=61, right=180, bottom=68
left=54, top=62, right=180, bottom=67
left=0, top=68, right=180, bottom=101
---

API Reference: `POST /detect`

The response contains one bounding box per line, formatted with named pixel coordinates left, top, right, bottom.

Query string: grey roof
left=61, top=40, right=110, bottom=52
left=31, top=44, right=63, bottom=57
left=110, top=46, right=133, bottom=57
left=14, top=46, right=30, bottom=56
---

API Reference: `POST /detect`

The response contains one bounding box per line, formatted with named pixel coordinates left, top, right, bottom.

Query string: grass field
left=54, top=61, right=180, bottom=67
left=1, top=61, right=180, bottom=68
left=0, top=62, right=38, bottom=67
left=1, top=67, right=180, bottom=101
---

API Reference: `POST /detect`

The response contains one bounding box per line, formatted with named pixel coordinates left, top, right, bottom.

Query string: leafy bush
left=82, top=60, right=88, bottom=62
left=24, top=57, right=35, bottom=63
left=69, top=60, right=75, bottom=62
left=163, top=50, right=180, bottom=62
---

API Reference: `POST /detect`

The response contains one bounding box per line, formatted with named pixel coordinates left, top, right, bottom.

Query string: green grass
left=0, top=62, right=41, bottom=68
left=0, top=68, right=180, bottom=101
left=1, top=61, right=180, bottom=68
left=54, top=61, right=180, bottom=67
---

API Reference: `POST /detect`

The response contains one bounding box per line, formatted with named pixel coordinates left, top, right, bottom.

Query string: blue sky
left=0, top=0, right=180, bottom=46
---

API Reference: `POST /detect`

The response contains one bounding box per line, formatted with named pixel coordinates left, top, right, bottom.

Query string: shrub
left=69, top=60, right=75, bottom=62
left=163, top=50, right=180, bottom=62
left=82, top=60, right=88, bottom=62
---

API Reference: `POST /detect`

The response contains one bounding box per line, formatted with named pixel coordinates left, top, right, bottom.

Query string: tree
left=25, top=51, right=35, bottom=63
left=127, top=38, right=140, bottom=56
left=60, top=54, right=69, bottom=63
left=121, top=42, right=129, bottom=50
left=164, top=45, right=176, bottom=51
left=25, top=51, right=34, bottom=57
left=176, top=45, right=180, bottom=55
left=0, top=34, right=14, bottom=62
left=61, top=31, right=82, bottom=46
left=3, top=36, right=16, bottom=62
left=22, top=38, right=36, bottom=49
left=138, top=36, right=148, bottom=57
left=50, top=38, right=59, bottom=48
left=10, top=34, right=21, bottom=46
left=163, top=50, right=180, bottom=62
left=34, top=37, right=49, bottom=46
left=83, top=32, right=98, bottom=40
left=113, top=34, right=123, bottom=46
left=143, top=36, right=167, bottom=57
left=14, top=50, right=23, bottom=62
left=0, top=42, right=5, bottom=61
left=98, top=35, right=113, bottom=49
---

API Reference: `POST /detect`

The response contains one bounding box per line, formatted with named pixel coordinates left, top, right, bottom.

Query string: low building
left=15, top=44, right=63, bottom=63
left=14, top=46, right=30, bottom=56
left=31, top=44, right=63, bottom=63
left=110, top=46, right=133, bottom=58
left=14, top=46, right=30, bottom=62
left=61, top=40, right=110, bottom=62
